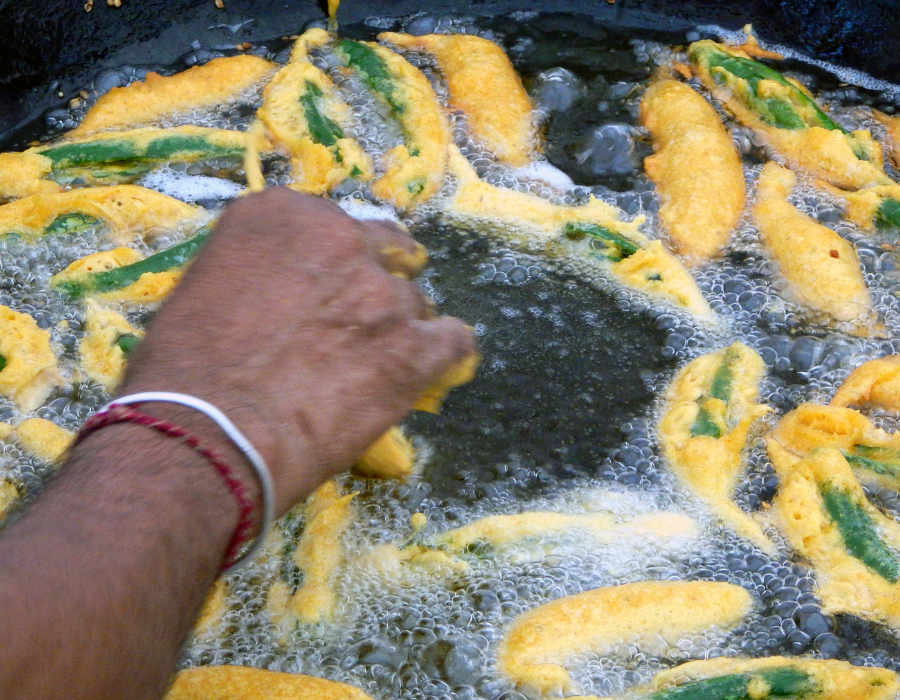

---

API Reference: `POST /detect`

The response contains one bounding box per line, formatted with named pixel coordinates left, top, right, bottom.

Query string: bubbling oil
left=6, top=11, right=900, bottom=700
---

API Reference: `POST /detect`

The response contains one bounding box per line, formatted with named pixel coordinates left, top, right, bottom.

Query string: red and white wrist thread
left=74, top=392, right=275, bottom=574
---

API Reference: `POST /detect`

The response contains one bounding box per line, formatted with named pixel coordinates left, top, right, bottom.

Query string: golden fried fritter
left=640, top=79, right=745, bottom=264
left=832, top=354, right=900, bottom=412
left=497, top=580, right=752, bottom=697
left=0, top=305, right=65, bottom=412
left=753, top=162, right=871, bottom=325
left=379, top=32, right=537, bottom=166
left=774, top=447, right=900, bottom=629
left=70, top=55, right=276, bottom=137
left=659, top=342, right=773, bottom=551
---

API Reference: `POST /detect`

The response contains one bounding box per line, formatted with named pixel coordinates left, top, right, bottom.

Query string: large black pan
left=1, top=0, right=899, bottom=147
left=3, top=0, right=900, bottom=688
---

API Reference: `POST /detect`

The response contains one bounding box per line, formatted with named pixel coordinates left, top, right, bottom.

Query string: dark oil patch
left=404, top=221, right=673, bottom=500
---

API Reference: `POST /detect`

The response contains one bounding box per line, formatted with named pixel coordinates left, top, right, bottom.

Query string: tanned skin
left=0, top=188, right=475, bottom=700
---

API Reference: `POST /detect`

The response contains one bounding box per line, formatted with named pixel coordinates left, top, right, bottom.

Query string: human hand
left=118, top=188, right=476, bottom=514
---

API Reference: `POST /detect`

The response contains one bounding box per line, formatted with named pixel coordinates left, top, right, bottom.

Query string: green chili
left=646, top=667, right=813, bottom=700
left=54, top=229, right=209, bottom=299
left=689, top=345, right=740, bottom=439
left=335, top=39, right=405, bottom=115
left=877, top=198, right=900, bottom=231
left=0, top=354, right=7, bottom=372
left=690, top=43, right=871, bottom=161
left=115, top=333, right=140, bottom=356
left=300, top=81, right=345, bottom=147
left=821, top=484, right=900, bottom=582
left=41, top=134, right=244, bottom=169
left=843, top=445, right=900, bottom=481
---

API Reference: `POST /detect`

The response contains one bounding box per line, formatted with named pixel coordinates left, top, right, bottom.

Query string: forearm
left=0, top=421, right=243, bottom=700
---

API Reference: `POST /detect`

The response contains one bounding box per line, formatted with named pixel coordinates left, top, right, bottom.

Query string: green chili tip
left=843, top=447, right=900, bottom=479
left=877, top=198, right=900, bottom=232
left=0, top=354, right=7, bottom=372
left=821, top=484, right=900, bottom=583
left=114, top=333, right=140, bottom=356
left=564, top=223, right=640, bottom=262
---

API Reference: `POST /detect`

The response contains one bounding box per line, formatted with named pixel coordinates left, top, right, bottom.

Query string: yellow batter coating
left=379, top=32, right=537, bottom=167
left=444, top=147, right=712, bottom=318
left=753, top=162, right=871, bottom=325
left=258, top=61, right=373, bottom=194
left=874, top=110, right=900, bottom=170
left=342, top=40, right=451, bottom=210
left=79, top=300, right=142, bottom=391
left=289, top=28, right=333, bottom=63
left=354, top=426, right=414, bottom=479
left=640, top=79, right=745, bottom=264
left=497, top=580, right=753, bottom=697
left=774, top=447, right=900, bottom=628
left=267, top=480, right=354, bottom=628
left=0, top=152, right=57, bottom=201
left=15, top=418, right=74, bottom=464
left=767, top=402, right=900, bottom=494
left=51, top=248, right=183, bottom=306
left=832, top=354, right=900, bottom=412
left=163, top=666, right=377, bottom=700
left=0, top=185, right=203, bottom=242
left=434, top=511, right=697, bottom=553
left=70, top=55, right=276, bottom=137
left=659, top=342, right=772, bottom=551
left=601, top=656, right=899, bottom=700
left=0, top=305, right=65, bottom=412
left=690, top=41, right=890, bottom=190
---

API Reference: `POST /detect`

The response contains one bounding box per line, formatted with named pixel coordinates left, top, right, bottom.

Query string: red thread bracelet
left=76, top=404, right=257, bottom=572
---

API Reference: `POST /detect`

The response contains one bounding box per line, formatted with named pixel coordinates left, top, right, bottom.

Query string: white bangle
left=99, top=391, right=275, bottom=573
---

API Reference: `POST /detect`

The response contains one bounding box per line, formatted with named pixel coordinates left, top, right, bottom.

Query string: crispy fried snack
left=753, top=162, right=871, bottom=325
left=163, top=666, right=377, bottom=700
left=659, top=342, right=773, bottom=551
left=597, top=656, right=899, bottom=700
left=816, top=180, right=900, bottom=232
left=444, top=147, right=712, bottom=318
left=497, top=580, right=752, bottom=697
left=78, top=299, right=143, bottom=391
left=70, top=55, right=276, bottom=137
left=267, top=481, right=354, bottom=628
left=258, top=61, right=373, bottom=194
left=0, top=126, right=263, bottom=201
left=0, top=185, right=203, bottom=242
left=768, top=402, right=900, bottom=493
left=640, top=79, right=745, bottom=264
left=334, top=39, right=451, bottom=209
left=0, top=305, right=65, bottom=411
left=774, top=447, right=900, bottom=629
left=379, top=32, right=537, bottom=166
left=690, top=40, right=891, bottom=190
left=832, top=354, right=900, bottom=412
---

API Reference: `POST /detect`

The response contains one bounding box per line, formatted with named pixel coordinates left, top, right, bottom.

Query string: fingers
left=406, top=315, right=479, bottom=389
left=359, top=219, right=429, bottom=280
